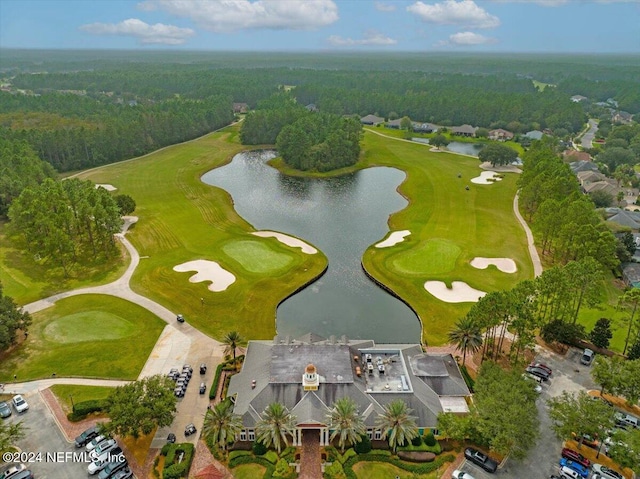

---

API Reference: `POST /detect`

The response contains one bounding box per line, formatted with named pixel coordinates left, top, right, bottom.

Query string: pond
left=201, top=151, right=420, bottom=343
left=411, top=138, right=485, bottom=157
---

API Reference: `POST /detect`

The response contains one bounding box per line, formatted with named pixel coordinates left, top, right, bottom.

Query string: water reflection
left=201, top=150, right=420, bottom=343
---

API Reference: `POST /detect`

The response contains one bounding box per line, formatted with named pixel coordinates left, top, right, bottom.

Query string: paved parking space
left=5, top=392, right=90, bottom=479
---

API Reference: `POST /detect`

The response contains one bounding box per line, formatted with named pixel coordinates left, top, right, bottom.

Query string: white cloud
left=407, top=0, right=500, bottom=28
left=328, top=30, right=397, bottom=47
left=375, top=1, right=397, bottom=12
left=448, top=31, right=496, bottom=45
left=79, top=18, right=194, bottom=45
left=138, top=0, right=339, bottom=32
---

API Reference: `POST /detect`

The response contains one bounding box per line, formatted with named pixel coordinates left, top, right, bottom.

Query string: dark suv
left=464, top=447, right=498, bottom=473
left=75, top=425, right=100, bottom=447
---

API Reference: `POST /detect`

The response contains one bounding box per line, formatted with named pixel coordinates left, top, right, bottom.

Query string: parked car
left=464, top=447, right=498, bottom=473
left=88, top=448, right=123, bottom=475
left=558, top=458, right=589, bottom=478
left=529, top=362, right=552, bottom=375
left=0, top=464, right=26, bottom=479
left=452, top=471, right=475, bottom=479
left=75, top=425, right=101, bottom=447
left=11, top=395, right=28, bottom=413
left=110, top=468, right=133, bottom=479
left=184, top=423, right=197, bottom=436
left=97, top=457, right=128, bottom=479
left=0, top=401, right=12, bottom=418
left=167, top=368, right=180, bottom=380
left=581, top=348, right=595, bottom=365
left=86, top=435, right=107, bottom=452
left=176, top=314, right=185, bottom=323
left=90, top=439, right=117, bottom=460
left=167, top=433, right=176, bottom=443
left=199, top=382, right=206, bottom=394
left=614, top=412, right=639, bottom=429
left=8, top=471, right=33, bottom=479
left=591, top=464, right=624, bottom=479
left=522, top=374, right=543, bottom=393
left=561, top=448, right=590, bottom=468
left=199, top=363, right=207, bottom=374
left=558, top=466, right=581, bottom=479
left=174, top=386, right=185, bottom=398
left=182, top=364, right=193, bottom=373
left=525, top=366, right=550, bottom=381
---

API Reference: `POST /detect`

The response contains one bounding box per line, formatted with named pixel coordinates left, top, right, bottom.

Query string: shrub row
left=229, top=454, right=275, bottom=477
left=341, top=452, right=455, bottom=479
left=67, top=399, right=109, bottom=422
left=209, top=355, right=245, bottom=400
left=460, top=365, right=475, bottom=392
left=160, top=443, right=195, bottom=479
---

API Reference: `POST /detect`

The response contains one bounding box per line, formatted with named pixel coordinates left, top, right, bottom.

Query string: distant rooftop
left=269, top=344, right=354, bottom=384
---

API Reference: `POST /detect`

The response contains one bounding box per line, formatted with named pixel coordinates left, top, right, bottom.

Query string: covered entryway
left=299, top=429, right=322, bottom=479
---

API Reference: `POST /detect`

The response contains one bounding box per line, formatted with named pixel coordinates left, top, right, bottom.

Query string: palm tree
left=327, top=397, right=366, bottom=452
left=375, top=399, right=418, bottom=453
left=202, top=400, right=243, bottom=453
left=255, top=402, right=297, bottom=453
left=449, top=316, right=483, bottom=366
left=223, top=331, right=246, bottom=361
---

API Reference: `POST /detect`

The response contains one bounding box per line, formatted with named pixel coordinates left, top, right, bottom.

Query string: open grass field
left=0, top=294, right=164, bottom=382
left=50, top=384, right=114, bottom=412
left=361, top=130, right=534, bottom=345
left=232, top=464, right=267, bottom=479
left=75, top=127, right=327, bottom=341
left=0, top=222, right=129, bottom=305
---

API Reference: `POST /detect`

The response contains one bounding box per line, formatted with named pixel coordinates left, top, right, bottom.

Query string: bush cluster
left=160, top=443, right=194, bottom=479
left=67, top=399, right=109, bottom=422
left=341, top=452, right=454, bottom=479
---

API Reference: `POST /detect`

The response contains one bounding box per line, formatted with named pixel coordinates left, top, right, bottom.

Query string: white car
left=559, top=466, right=580, bottom=479
left=0, top=464, right=26, bottom=479
left=452, top=470, right=475, bottom=479
left=87, top=455, right=110, bottom=475
left=86, top=435, right=106, bottom=452
left=591, top=464, right=624, bottom=479
left=89, top=439, right=116, bottom=460
left=11, top=395, right=28, bottom=413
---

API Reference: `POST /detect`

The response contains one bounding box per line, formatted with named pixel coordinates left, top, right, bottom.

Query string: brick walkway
left=189, top=440, right=233, bottom=479
left=299, top=430, right=322, bottom=479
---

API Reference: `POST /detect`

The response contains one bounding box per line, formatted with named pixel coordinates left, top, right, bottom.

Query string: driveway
left=581, top=119, right=599, bottom=149
left=457, top=345, right=598, bottom=479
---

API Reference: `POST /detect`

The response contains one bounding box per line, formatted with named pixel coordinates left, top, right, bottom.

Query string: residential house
left=563, top=150, right=592, bottom=163
left=570, top=95, right=588, bottom=103
left=582, top=179, right=618, bottom=197
left=233, top=103, right=249, bottom=114
left=451, top=125, right=477, bottom=137
left=227, top=334, right=471, bottom=447
left=607, top=210, right=640, bottom=230
left=622, top=263, right=640, bottom=289
left=413, top=122, right=439, bottom=133
left=612, top=111, right=633, bottom=124
left=525, top=130, right=544, bottom=140
left=305, top=104, right=318, bottom=112
left=577, top=170, right=607, bottom=187
left=569, top=160, right=599, bottom=174
left=360, top=114, right=385, bottom=126
left=385, top=118, right=404, bottom=129
left=488, top=129, right=514, bottom=141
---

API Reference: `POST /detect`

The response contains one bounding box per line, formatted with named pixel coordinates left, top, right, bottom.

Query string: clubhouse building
left=227, top=333, right=471, bottom=446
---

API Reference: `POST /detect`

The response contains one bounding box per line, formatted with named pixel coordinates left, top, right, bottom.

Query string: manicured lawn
left=222, top=240, right=294, bottom=274
left=75, top=127, right=327, bottom=341
left=362, top=130, right=534, bottom=345
left=352, top=461, right=442, bottom=479
left=0, top=294, right=164, bottom=382
left=232, top=463, right=266, bottom=479
left=50, top=384, right=114, bottom=412
left=0, top=222, right=129, bottom=305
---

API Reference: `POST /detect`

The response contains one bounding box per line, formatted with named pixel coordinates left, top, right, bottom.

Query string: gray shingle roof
left=607, top=211, right=640, bottom=230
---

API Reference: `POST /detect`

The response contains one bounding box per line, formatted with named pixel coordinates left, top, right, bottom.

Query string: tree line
left=0, top=91, right=234, bottom=172
left=8, top=178, right=123, bottom=276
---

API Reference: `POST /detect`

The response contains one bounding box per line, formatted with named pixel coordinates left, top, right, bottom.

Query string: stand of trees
left=0, top=282, right=32, bottom=353
left=8, top=178, right=123, bottom=276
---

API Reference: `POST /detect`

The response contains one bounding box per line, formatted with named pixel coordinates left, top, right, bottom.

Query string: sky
left=0, top=0, right=638, bottom=53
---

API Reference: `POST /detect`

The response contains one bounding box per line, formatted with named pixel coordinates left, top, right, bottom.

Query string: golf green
left=392, top=238, right=462, bottom=275
left=43, top=311, right=137, bottom=343
left=223, top=239, right=294, bottom=273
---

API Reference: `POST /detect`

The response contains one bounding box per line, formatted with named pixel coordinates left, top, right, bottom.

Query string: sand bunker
left=470, top=171, right=503, bottom=185
left=95, top=184, right=117, bottom=191
left=252, top=231, right=317, bottom=254
left=470, top=257, right=517, bottom=273
left=424, top=281, right=486, bottom=303
left=173, top=260, right=236, bottom=292
left=376, top=230, right=411, bottom=248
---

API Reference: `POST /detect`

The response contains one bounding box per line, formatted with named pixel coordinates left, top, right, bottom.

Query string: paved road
left=581, top=119, right=599, bottom=149
left=456, top=346, right=598, bottom=479
left=513, top=192, right=543, bottom=277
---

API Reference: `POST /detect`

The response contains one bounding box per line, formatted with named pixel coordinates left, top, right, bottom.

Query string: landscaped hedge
left=460, top=365, right=475, bottom=392
left=67, top=399, right=110, bottom=422
left=341, top=452, right=455, bottom=479
left=229, top=454, right=275, bottom=477
left=209, top=355, right=245, bottom=400
left=228, top=450, right=252, bottom=461
left=161, top=443, right=195, bottom=479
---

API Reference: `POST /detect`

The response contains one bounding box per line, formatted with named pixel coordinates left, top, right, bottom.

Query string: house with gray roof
left=451, top=125, right=477, bottom=137
left=360, top=114, right=385, bottom=126
left=525, top=130, right=544, bottom=140
left=227, top=334, right=471, bottom=447
left=607, top=210, right=640, bottom=230
left=385, top=118, right=404, bottom=129
left=622, top=262, right=640, bottom=288
left=570, top=160, right=599, bottom=174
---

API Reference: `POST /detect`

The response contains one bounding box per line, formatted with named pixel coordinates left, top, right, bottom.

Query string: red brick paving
left=189, top=440, right=233, bottom=479
left=299, top=430, right=322, bottom=479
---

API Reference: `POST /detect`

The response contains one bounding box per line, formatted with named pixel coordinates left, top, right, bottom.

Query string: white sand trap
left=173, top=260, right=235, bottom=292
left=376, top=230, right=411, bottom=248
left=252, top=231, right=317, bottom=254
left=95, top=183, right=117, bottom=191
left=470, top=257, right=517, bottom=273
left=424, top=281, right=486, bottom=303
left=470, top=171, right=503, bottom=184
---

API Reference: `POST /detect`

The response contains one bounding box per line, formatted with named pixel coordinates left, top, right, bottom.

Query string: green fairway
left=50, top=384, right=114, bottom=411
left=0, top=294, right=164, bottom=382
left=75, top=127, right=327, bottom=341
left=392, top=238, right=461, bottom=275
left=223, top=240, right=294, bottom=273
left=362, top=129, right=534, bottom=345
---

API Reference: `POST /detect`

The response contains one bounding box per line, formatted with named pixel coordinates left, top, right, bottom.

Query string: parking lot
left=455, top=345, right=599, bottom=479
